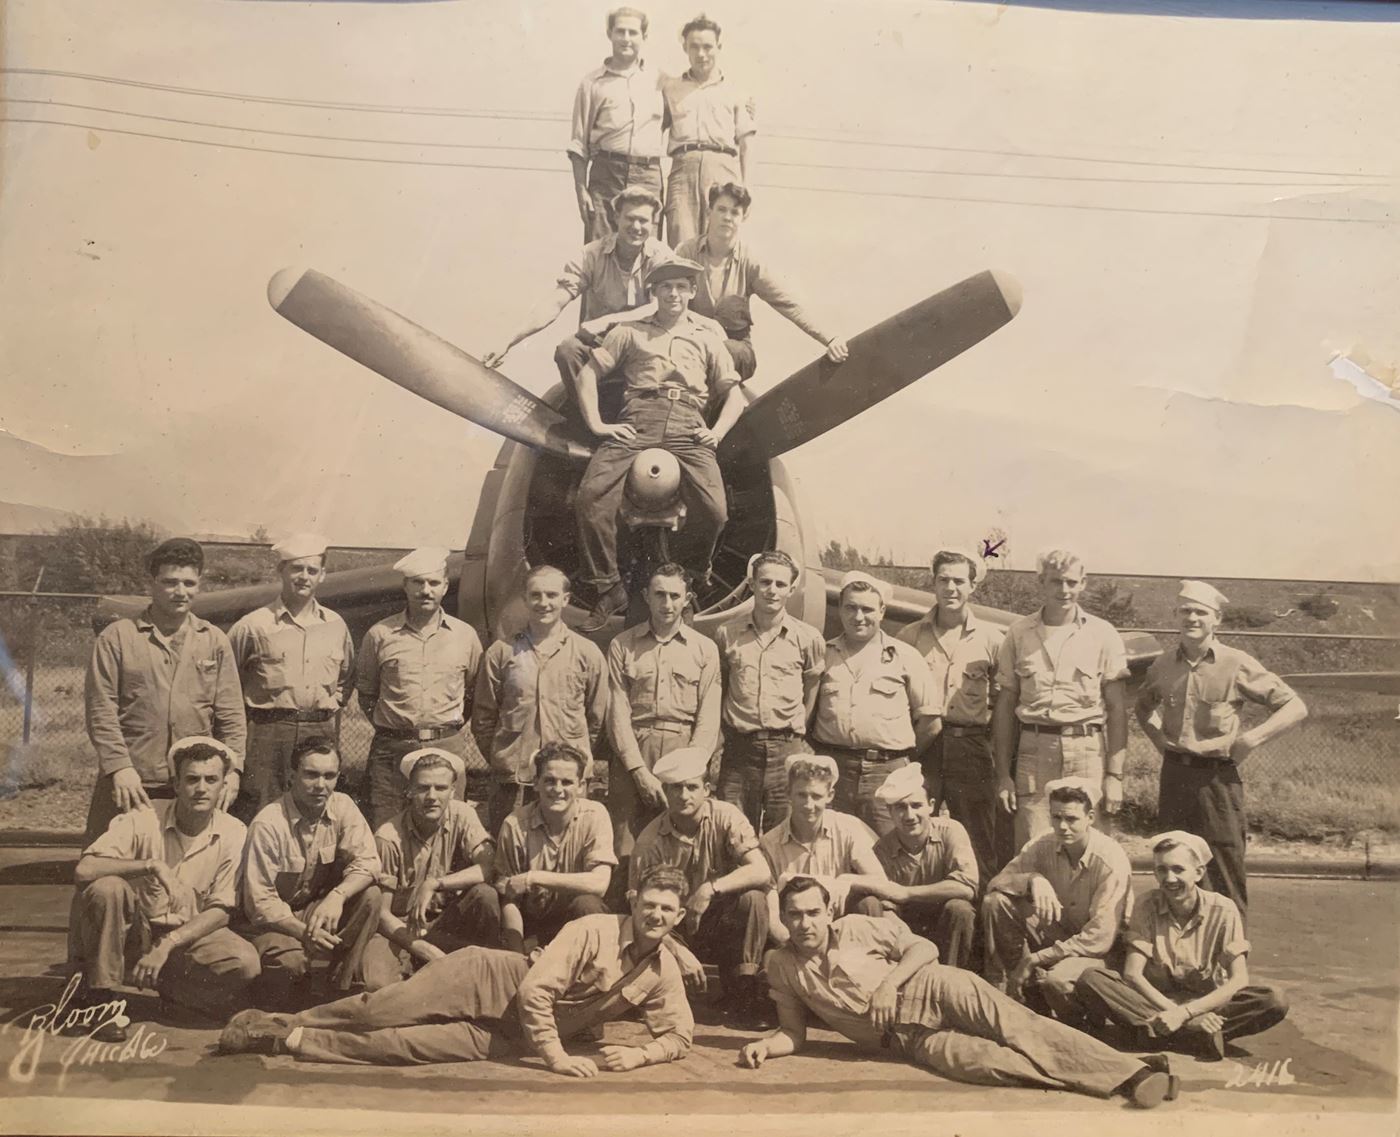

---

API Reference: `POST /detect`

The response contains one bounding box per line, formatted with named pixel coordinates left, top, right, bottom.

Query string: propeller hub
left=625, top=448, right=682, bottom=507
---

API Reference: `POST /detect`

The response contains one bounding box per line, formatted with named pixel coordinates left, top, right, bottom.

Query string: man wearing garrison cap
left=355, top=548, right=484, bottom=827
left=229, top=533, right=355, bottom=821
left=1135, top=580, right=1307, bottom=918
left=572, top=256, right=747, bottom=628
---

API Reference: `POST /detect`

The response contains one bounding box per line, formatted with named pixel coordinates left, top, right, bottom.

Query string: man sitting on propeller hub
left=573, top=257, right=747, bottom=630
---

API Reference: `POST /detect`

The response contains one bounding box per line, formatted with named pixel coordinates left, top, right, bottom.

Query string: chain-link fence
left=2, top=593, right=1396, bottom=839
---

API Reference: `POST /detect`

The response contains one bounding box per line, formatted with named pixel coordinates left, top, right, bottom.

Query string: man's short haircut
left=635, top=863, right=689, bottom=904
left=1037, top=549, right=1084, bottom=579
left=1048, top=784, right=1095, bottom=814
left=524, top=563, right=570, bottom=594
left=408, top=752, right=457, bottom=783
left=681, top=13, right=721, bottom=41
left=779, top=874, right=830, bottom=913
left=786, top=758, right=835, bottom=789
left=931, top=549, right=979, bottom=583
left=648, top=561, right=691, bottom=591
left=171, top=741, right=231, bottom=779
left=707, top=181, right=752, bottom=212
left=533, top=740, right=587, bottom=780
left=611, top=185, right=663, bottom=223
left=749, top=550, right=797, bottom=584
left=607, top=6, right=648, bottom=35
left=289, top=737, right=340, bottom=771
left=147, top=538, right=204, bottom=577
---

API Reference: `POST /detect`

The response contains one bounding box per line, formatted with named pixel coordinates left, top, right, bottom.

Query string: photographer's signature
left=1224, top=1057, right=1295, bottom=1088
left=2, top=975, right=168, bottom=1088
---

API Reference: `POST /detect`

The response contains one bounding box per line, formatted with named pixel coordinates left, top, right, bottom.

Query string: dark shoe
left=1192, top=1028, right=1226, bottom=1062
left=1140, top=1053, right=1180, bottom=1100
left=1120, top=1067, right=1173, bottom=1109
left=219, top=1009, right=293, bottom=1056
left=580, top=582, right=629, bottom=633
left=58, top=987, right=130, bottom=1042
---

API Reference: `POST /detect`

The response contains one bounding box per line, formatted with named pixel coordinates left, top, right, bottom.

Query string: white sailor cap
left=785, top=753, right=839, bottom=785
left=1149, top=829, right=1213, bottom=866
left=272, top=532, right=328, bottom=563
left=399, top=747, right=466, bottom=783
left=1045, top=776, right=1101, bottom=808
left=394, top=547, right=450, bottom=579
left=873, top=763, right=926, bottom=804
left=839, top=570, right=891, bottom=604
left=651, top=747, right=711, bottom=785
left=1178, top=579, right=1228, bottom=612
left=168, top=735, right=233, bottom=764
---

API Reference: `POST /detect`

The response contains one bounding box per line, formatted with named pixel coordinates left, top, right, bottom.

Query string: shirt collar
left=136, top=610, right=203, bottom=636
left=1151, top=887, right=1206, bottom=931
left=394, top=607, right=447, bottom=633
left=683, top=67, right=725, bottom=88
left=527, top=801, right=579, bottom=832
left=521, top=626, right=571, bottom=660
left=781, top=811, right=833, bottom=846
left=1175, top=640, right=1218, bottom=663
left=926, top=606, right=979, bottom=636
left=282, top=792, right=331, bottom=829
left=1035, top=606, right=1088, bottom=629
left=601, top=56, right=645, bottom=77
left=645, top=620, right=691, bottom=645
left=744, top=611, right=790, bottom=637
left=658, top=798, right=713, bottom=837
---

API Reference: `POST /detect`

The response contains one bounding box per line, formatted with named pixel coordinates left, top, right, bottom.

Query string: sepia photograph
left=0, top=1, right=1396, bottom=1134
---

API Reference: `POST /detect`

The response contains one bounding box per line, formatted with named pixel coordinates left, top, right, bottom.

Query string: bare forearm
left=710, top=387, right=747, bottom=441
left=529, top=869, right=608, bottom=897
left=901, top=880, right=975, bottom=907
left=75, top=856, right=159, bottom=886
left=165, top=907, right=228, bottom=948
left=714, top=861, right=770, bottom=895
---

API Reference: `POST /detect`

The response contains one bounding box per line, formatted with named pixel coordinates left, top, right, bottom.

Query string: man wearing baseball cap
left=572, top=256, right=747, bottom=628
left=1135, top=580, right=1306, bottom=917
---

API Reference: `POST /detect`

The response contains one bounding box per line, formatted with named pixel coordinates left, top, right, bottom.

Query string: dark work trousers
left=665, top=149, right=741, bottom=249
left=360, top=882, right=504, bottom=989
left=583, top=153, right=663, bottom=244
left=246, top=885, right=383, bottom=1011
left=902, top=898, right=978, bottom=970
left=1157, top=753, right=1249, bottom=918
left=519, top=893, right=610, bottom=950
left=716, top=729, right=811, bottom=834
left=361, top=728, right=476, bottom=830
left=825, top=747, right=909, bottom=835
left=925, top=730, right=1017, bottom=882
left=683, top=887, right=769, bottom=986
left=235, top=717, right=337, bottom=824
left=575, top=395, right=729, bottom=592
left=1075, top=968, right=1289, bottom=1051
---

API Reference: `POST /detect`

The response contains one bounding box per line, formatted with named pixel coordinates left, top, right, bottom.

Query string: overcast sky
left=2, top=0, right=1397, bottom=578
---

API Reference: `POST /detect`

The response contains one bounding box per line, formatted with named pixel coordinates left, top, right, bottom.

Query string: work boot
left=1117, top=1064, right=1174, bottom=1109
left=581, top=581, right=629, bottom=632
left=218, top=1009, right=294, bottom=1056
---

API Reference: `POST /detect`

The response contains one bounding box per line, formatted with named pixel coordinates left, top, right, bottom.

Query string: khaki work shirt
left=995, top=607, right=1129, bottom=726
left=495, top=801, right=617, bottom=923
left=85, top=611, right=246, bottom=784
left=1136, top=640, right=1297, bottom=758
left=661, top=69, right=756, bottom=151
left=567, top=58, right=665, bottom=164
left=557, top=233, right=675, bottom=326
left=759, top=810, right=881, bottom=885
left=473, top=628, right=609, bottom=785
left=356, top=609, right=483, bottom=730
left=714, top=611, right=825, bottom=734
left=813, top=632, right=941, bottom=751
left=517, top=913, right=693, bottom=1065
left=375, top=799, right=493, bottom=921
left=873, top=817, right=979, bottom=896
left=629, top=798, right=761, bottom=893
left=591, top=311, right=739, bottom=403
left=241, top=792, right=380, bottom=926
left=229, top=598, right=355, bottom=713
left=897, top=607, right=1004, bottom=726
left=1126, top=887, right=1251, bottom=996
left=674, top=236, right=833, bottom=345
left=608, top=621, right=721, bottom=769
left=84, top=799, right=246, bottom=928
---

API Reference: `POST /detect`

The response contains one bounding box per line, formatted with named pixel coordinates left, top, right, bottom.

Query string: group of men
left=68, top=528, right=1303, bottom=1104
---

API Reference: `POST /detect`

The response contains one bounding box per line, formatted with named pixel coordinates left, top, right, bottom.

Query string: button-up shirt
left=813, top=632, right=940, bottom=751
left=84, top=799, right=246, bottom=927
left=591, top=311, right=739, bottom=403
left=375, top=799, right=492, bottom=921
left=473, top=627, right=609, bottom=785
left=557, top=234, right=675, bottom=326
left=229, top=598, right=355, bottom=713
left=567, top=58, right=665, bottom=164
left=989, top=829, right=1132, bottom=966
left=85, top=611, right=246, bottom=783
left=356, top=609, right=483, bottom=730
left=241, top=792, right=380, bottom=926
left=1126, top=887, right=1251, bottom=997
left=765, top=915, right=919, bottom=1051
left=495, top=800, right=617, bottom=922
left=674, top=236, right=833, bottom=345
left=661, top=69, right=756, bottom=152
left=608, top=621, right=721, bottom=769
left=897, top=607, right=1004, bottom=726
left=873, top=817, right=979, bottom=896
left=715, top=611, right=825, bottom=734
left=517, top=913, right=693, bottom=1065
left=995, top=607, right=1129, bottom=726
left=1136, top=640, right=1297, bottom=758
left=759, top=810, right=880, bottom=885
left=630, top=798, right=760, bottom=893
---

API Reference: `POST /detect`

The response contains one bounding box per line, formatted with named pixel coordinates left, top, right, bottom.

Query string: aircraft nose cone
left=626, top=447, right=682, bottom=506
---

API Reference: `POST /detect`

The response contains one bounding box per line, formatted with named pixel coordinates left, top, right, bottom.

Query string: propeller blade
left=717, top=269, right=1021, bottom=468
left=268, top=268, right=593, bottom=463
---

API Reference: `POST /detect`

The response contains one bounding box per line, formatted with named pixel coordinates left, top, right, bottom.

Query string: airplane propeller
left=268, top=268, right=593, bottom=463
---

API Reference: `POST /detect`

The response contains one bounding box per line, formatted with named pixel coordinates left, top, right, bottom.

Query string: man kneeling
left=218, top=865, right=695, bottom=1075
left=740, top=876, right=1178, bottom=1107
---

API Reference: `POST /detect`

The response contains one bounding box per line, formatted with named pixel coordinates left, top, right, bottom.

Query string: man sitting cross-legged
left=738, top=876, right=1178, bottom=1108
left=845, top=764, right=979, bottom=969
left=218, top=864, right=696, bottom=1077
left=982, top=778, right=1132, bottom=1021
left=362, top=748, right=503, bottom=989
left=495, top=741, right=615, bottom=954
left=1073, top=830, right=1288, bottom=1061
left=629, top=746, right=772, bottom=1026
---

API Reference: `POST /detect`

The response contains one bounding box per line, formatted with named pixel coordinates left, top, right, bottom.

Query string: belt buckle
left=415, top=728, right=437, bottom=741
left=665, top=387, right=682, bottom=401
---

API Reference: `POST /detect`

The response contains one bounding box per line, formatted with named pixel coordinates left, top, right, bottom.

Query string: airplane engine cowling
left=624, top=448, right=682, bottom=508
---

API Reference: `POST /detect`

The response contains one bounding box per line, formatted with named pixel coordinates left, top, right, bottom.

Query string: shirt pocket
left=1013, top=658, right=1047, bottom=702
left=258, top=649, right=291, bottom=695
left=668, top=662, right=702, bottom=718
left=190, top=656, right=220, bottom=708
left=957, top=661, right=991, bottom=700
left=868, top=675, right=907, bottom=720
left=1194, top=699, right=1237, bottom=740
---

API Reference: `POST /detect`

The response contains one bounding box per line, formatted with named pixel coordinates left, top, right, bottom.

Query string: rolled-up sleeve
left=1235, top=656, right=1297, bottom=712
left=705, top=334, right=739, bottom=401
left=85, top=626, right=133, bottom=777
left=943, top=822, right=979, bottom=894
left=1039, top=859, right=1130, bottom=965
left=1098, top=625, right=1130, bottom=684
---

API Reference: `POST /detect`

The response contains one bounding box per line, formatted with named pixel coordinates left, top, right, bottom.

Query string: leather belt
left=944, top=724, right=990, bottom=737
left=376, top=722, right=464, bottom=742
left=633, top=387, right=706, bottom=410
left=1165, top=748, right=1234, bottom=769
left=248, top=707, right=335, bottom=724
left=823, top=744, right=913, bottom=763
left=671, top=141, right=738, bottom=157
left=745, top=728, right=804, bottom=742
left=1021, top=722, right=1103, bottom=737
left=596, top=150, right=660, bottom=166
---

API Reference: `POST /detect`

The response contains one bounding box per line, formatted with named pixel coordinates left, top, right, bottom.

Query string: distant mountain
left=0, top=500, right=75, bottom=534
